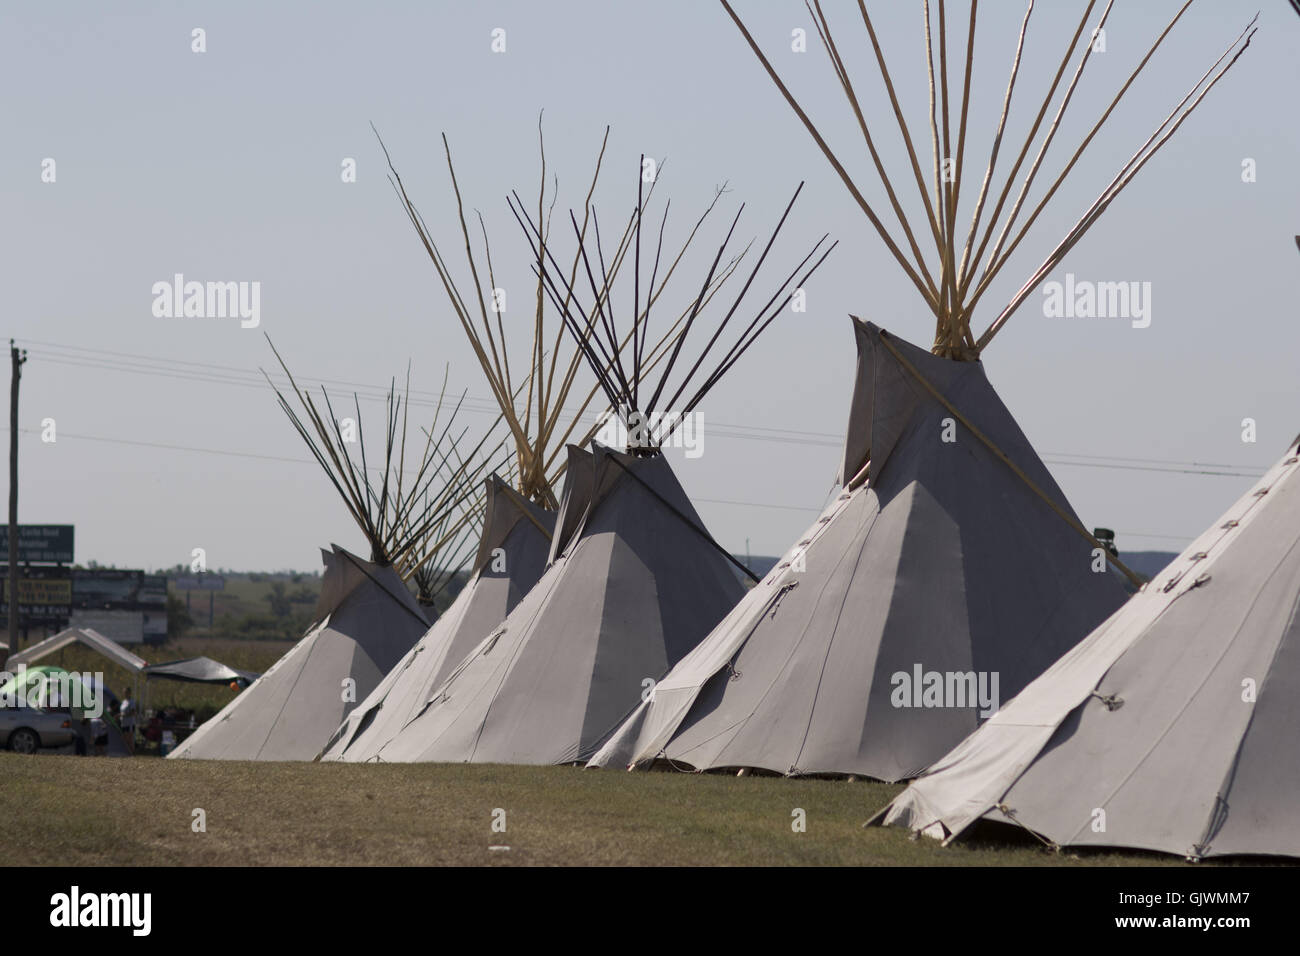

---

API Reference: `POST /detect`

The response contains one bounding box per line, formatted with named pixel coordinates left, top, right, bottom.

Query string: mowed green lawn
left=0, top=755, right=1175, bottom=866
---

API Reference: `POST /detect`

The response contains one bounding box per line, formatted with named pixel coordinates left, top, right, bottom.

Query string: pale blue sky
left=3, top=1, right=1297, bottom=571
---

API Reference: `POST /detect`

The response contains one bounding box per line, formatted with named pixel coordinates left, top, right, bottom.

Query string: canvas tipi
left=878, top=434, right=1300, bottom=860
left=320, top=475, right=555, bottom=760
left=346, top=158, right=833, bottom=765
left=594, top=317, right=1129, bottom=779
left=172, top=355, right=498, bottom=761
left=320, top=126, right=754, bottom=761
left=591, top=1, right=1254, bottom=779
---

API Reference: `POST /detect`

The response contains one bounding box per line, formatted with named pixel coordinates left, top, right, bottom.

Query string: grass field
left=1, top=755, right=1182, bottom=866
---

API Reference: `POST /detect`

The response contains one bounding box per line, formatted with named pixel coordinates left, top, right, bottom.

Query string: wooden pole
left=8, top=341, right=26, bottom=655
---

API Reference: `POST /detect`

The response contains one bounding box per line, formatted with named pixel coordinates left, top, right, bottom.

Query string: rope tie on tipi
left=767, top=582, right=798, bottom=618
left=1089, top=691, right=1124, bottom=711
left=877, top=331, right=1143, bottom=590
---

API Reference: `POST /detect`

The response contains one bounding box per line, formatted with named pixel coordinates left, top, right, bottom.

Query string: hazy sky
left=4, top=1, right=1297, bottom=572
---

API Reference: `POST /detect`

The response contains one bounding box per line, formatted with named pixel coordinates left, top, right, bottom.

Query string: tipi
left=590, top=2, right=1254, bottom=780
left=320, top=475, right=555, bottom=760
left=348, top=157, right=834, bottom=765
left=172, top=355, right=497, bottom=761
left=878, top=435, right=1300, bottom=860
left=320, top=126, right=744, bottom=761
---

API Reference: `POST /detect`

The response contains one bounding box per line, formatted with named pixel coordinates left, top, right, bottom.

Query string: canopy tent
left=170, top=547, right=430, bottom=761
left=6, top=627, right=147, bottom=674
left=877, top=435, right=1300, bottom=860
left=143, top=657, right=260, bottom=687
left=586, top=1, right=1256, bottom=781
left=5, top=627, right=146, bottom=716
left=592, top=319, right=1126, bottom=780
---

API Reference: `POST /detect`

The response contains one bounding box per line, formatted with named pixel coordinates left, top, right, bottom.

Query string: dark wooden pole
left=8, top=341, right=27, bottom=655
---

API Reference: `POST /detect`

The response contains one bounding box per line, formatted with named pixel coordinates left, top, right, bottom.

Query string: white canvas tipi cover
left=592, top=319, right=1127, bottom=781
left=880, top=436, right=1300, bottom=859
left=319, top=475, right=556, bottom=761
left=169, top=546, right=428, bottom=761
left=364, top=443, right=745, bottom=764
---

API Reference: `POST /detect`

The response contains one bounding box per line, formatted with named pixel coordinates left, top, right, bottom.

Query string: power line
left=8, top=427, right=312, bottom=466
left=0, top=426, right=1215, bottom=545
left=1040, top=458, right=1263, bottom=479
left=10, top=338, right=1268, bottom=548
left=22, top=337, right=850, bottom=442
left=21, top=338, right=1276, bottom=475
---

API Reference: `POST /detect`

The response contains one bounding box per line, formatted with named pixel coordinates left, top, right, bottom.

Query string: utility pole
left=8, top=340, right=26, bottom=655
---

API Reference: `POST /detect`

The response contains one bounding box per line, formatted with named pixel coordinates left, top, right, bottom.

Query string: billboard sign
left=72, top=569, right=150, bottom=609
left=69, top=609, right=145, bottom=645
left=0, top=525, right=74, bottom=564
left=0, top=565, right=73, bottom=625
left=65, top=571, right=168, bottom=644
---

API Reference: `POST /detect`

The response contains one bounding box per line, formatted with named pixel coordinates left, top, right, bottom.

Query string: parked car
left=0, top=705, right=77, bottom=754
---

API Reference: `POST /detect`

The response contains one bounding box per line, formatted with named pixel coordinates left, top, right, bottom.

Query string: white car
left=0, top=705, right=77, bottom=754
